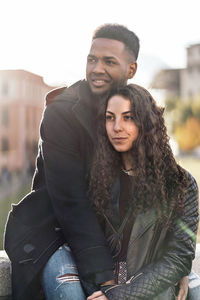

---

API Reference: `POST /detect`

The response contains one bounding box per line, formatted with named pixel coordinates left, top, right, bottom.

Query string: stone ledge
left=0, top=251, right=11, bottom=298
left=0, top=246, right=200, bottom=297
left=192, top=243, right=200, bottom=275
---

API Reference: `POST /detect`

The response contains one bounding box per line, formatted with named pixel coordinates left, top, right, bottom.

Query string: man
left=4, top=24, right=138, bottom=300
left=4, top=24, right=190, bottom=300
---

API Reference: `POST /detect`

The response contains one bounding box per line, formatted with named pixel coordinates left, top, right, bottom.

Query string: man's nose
left=92, top=60, right=105, bottom=73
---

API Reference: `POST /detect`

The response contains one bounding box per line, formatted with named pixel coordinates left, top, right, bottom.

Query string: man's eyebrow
left=88, top=54, right=117, bottom=59
left=103, top=56, right=117, bottom=60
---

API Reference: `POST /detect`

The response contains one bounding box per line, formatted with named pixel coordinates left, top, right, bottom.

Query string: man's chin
left=89, top=85, right=110, bottom=97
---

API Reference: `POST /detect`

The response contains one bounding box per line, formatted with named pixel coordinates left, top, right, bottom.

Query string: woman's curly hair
left=89, top=84, right=189, bottom=224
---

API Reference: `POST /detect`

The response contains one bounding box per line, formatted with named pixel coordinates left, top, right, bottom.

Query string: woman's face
left=106, top=95, right=139, bottom=152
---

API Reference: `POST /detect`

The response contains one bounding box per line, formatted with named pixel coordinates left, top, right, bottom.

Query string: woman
left=88, top=84, right=199, bottom=299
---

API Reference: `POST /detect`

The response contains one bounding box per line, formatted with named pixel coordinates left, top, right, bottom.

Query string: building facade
left=0, top=70, right=57, bottom=175
left=151, top=43, right=200, bottom=100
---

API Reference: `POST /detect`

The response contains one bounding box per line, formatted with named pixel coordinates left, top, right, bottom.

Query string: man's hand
left=87, top=291, right=108, bottom=300
left=100, top=280, right=115, bottom=286
left=176, top=276, right=188, bottom=300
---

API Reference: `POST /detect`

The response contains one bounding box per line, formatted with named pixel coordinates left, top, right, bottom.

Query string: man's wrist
left=100, top=280, right=115, bottom=286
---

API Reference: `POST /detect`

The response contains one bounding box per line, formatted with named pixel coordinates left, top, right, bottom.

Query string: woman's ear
left=128, top=62, right=137, bottom=79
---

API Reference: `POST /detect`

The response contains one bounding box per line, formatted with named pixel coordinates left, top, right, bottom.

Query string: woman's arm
left=103, top=174, right=199, bottom=299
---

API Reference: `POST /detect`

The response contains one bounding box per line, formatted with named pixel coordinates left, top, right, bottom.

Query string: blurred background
left=0, top=0, right=200, bottom=249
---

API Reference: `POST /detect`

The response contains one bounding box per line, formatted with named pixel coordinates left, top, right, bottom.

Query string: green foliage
left=175, top=118, right=200, bottom=151
left=166, top=94, right=200, bottom=125
left=165, top=97, right=180, bottom=112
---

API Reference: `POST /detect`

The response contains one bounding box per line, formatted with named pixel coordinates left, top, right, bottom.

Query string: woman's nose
left=113, top=120, right=122, bottom=132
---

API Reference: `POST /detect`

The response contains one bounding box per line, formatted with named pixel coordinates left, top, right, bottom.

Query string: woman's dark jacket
left=4, top=80, right=114, bottom=300
left=102, top=173, right=199, bottom=299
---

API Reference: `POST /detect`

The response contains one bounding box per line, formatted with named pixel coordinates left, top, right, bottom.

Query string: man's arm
left=40, top=100, right=114, bottom=285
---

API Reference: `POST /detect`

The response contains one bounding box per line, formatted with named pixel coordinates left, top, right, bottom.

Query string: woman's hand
left=87, top=290, right=108, bottom=300
left=176, top=276, right=188, bottom=300
left=87, top=280, right=114, bottom=300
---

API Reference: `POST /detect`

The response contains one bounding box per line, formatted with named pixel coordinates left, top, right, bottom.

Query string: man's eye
left=87, top=57, right=96, bottom=63
left=106, top=60, right=115, bottom=65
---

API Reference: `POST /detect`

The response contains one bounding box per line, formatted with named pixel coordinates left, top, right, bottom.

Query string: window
left=1, top=137, right=9, bottom=152
left=1, top=107, right=9, bottom=127
left=1, top=81, right=9, bottom=96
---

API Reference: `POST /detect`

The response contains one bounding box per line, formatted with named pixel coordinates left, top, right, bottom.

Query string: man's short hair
left=92, top=24, right=140, bottom=61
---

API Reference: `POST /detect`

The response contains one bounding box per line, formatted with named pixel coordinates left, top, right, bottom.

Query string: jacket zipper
left=126, top=272, right=143, bottom=283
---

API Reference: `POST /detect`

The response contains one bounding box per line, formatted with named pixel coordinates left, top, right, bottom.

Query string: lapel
left=128, top=208, right=158, bottom=249
left=72, top=80, right=96, bottom=143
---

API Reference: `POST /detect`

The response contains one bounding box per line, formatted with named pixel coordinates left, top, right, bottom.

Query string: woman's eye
left=124, top=115, right=133, bottom=120
left=106, top=115, right=113, bottom=121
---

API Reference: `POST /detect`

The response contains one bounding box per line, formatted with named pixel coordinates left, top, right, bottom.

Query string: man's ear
left=128, top=62, right=137, bottom=79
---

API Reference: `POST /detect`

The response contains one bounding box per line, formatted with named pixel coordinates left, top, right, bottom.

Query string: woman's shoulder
left=180, top=168, right=199, bottom=211
left=184, top=169, right=198, bottom=193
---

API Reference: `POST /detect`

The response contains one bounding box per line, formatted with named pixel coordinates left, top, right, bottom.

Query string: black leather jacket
left=103, top=172, right=199, bottom=300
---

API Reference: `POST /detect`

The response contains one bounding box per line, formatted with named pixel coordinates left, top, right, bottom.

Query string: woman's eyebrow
left=122, top=111, right=132, bottom=115
left=106, top=111, right=114, bottom=114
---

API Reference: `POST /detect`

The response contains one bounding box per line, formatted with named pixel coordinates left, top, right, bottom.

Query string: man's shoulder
left=45, top=80, right=84, bottom=107
left=42, top=80, right=89, bottom=126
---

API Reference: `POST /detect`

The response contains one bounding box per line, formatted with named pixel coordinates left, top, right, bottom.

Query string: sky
left=0, top=0, right=200, bottom=88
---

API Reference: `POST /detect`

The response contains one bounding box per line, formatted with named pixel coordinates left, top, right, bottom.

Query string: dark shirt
left=119, top=171, right=134, bottom=260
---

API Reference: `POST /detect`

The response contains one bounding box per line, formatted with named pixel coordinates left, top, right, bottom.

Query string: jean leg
left=188, top=271, right=200, bottom=300
left=41, top=244, right=86, bottom=300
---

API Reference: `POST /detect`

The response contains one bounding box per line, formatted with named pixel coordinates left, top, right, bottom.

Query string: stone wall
left=0, top=246, right=200, bottom=298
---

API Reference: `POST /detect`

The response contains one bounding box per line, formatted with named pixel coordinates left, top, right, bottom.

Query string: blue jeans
left=41, top=244, right=200, bottom=300
left=188, top=271, right=200, bottom=300
left=41, top=244, right=87, bottom=300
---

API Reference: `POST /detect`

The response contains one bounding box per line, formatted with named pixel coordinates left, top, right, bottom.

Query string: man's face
left=86, top=38, right=136, bottom=96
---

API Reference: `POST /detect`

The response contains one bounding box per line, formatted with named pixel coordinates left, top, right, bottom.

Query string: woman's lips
left=112, top=137, right=127, bottom=142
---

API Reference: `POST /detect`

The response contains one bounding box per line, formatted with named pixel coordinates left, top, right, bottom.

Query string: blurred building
left=0, top=70, right=56, bottom=175
left=151, top=43, right=200, bottom=100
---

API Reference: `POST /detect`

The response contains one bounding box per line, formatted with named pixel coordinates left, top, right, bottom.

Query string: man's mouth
left=92, top=79, right=109, bottom=87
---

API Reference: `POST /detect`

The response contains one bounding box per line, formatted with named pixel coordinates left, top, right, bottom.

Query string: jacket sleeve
left=40, top=101, right=114, bottom=284
left=104, top=174, right=199, bottom=299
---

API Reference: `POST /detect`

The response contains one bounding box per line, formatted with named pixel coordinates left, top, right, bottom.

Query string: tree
left=175, top=118, right=200, bottom=151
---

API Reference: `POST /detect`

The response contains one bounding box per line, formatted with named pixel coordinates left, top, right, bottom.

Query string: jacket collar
left=46, top=80, right=99, bottom=143
left=72, top=80, right=97, bottom=142
left=128, top=209, right=158, bottom=249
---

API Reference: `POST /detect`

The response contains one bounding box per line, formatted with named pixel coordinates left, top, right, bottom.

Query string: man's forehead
left=89, top=38, right=126, bottom=56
